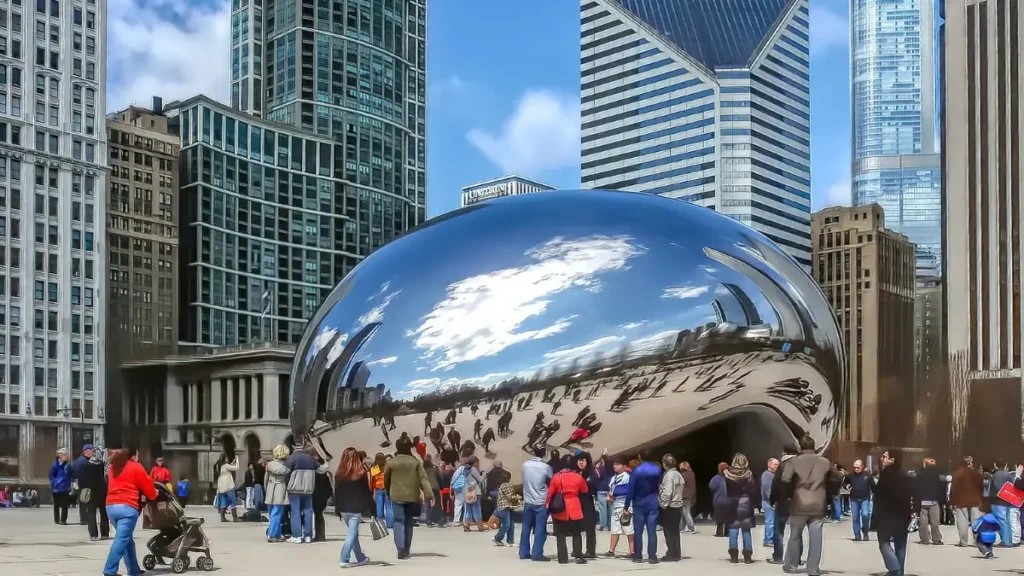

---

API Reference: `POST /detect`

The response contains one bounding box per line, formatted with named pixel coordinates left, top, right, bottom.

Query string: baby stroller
left=142, top=483, right=214, bottom=573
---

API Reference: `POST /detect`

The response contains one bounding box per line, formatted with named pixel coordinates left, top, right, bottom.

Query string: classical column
left=226, top=379, right=235, bottom=421
left=264, top=373, right=280, bottom=422
left=211, top=378, right=223, bottom=422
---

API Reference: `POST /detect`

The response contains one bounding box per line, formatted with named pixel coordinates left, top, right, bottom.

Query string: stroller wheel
left=197, top=556, right=215, bottom=571
left=142, top=555, right=157, bottom=570
left=171, top=557, right=187, bottom=574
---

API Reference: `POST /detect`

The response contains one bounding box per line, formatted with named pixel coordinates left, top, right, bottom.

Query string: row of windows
left=582, top=122, right=714, bottom=170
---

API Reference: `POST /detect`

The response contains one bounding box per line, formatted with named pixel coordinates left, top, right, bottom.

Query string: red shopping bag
left=997, top=482, right=1024, bottom=508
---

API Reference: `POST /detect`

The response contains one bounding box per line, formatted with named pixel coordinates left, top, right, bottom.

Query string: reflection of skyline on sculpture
left=290, top=190, right=846, bottom=472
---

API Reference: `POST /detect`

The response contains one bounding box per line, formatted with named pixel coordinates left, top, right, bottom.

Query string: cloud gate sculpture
left=290, top=190, right=845, bottom=478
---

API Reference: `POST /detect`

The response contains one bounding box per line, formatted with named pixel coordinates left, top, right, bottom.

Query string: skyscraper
left=579, top=0, right=811, bottom=266
left=167, top=0, right=427, bottom=347
left=0, top=0, right=108, bottom=479
left=461, top=175, right=554, bottom=207
left=851, top=0, right=942, bottom=276
left=943, top=0, right=1023, bottom=457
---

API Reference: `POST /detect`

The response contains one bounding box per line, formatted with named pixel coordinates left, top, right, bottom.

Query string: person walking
left=285, top=444, right=329, bottom=543
left=214, top=453, right=239, bottom=522
left=335, top=447, right=373, bottom=567
left=679, top=461, right=697, bottom=533
left=950, top=455, right=983, bottom=547
left=102, top=448, right=157, bottom=576
left=49, top=448, right=73, bottom=525
left=769, top=443, right=800, bottom=564
left=80, top=446, right=110, bottom=541
left=710, top=462, right=728, bottom=537
left=658, top=454, right=684, bottom=562
left=546, top=455, right=589, bottom=565
left=723, top=453, right=759, bottom=564
left=492, top=471, right=520, bottom=546
left=780, top=434, right=836, bottom=576
left=369, top=453, right=393, bottom=529
left=761, top=458, right=778, bottom=548
left=384, top=435, right=434, bottom=560
left=873, top=449, right=913, bottom=576
left=624, top=451, right=662, bottom=564
left=71, top=445, right=92, bottom=525
left=914, top=457, right=946, bottom=545
left=519, top=443, right=553, bottom=562
left=264, top=445, right=290, bottom=542
left=846, top=459, right=876, bottom=542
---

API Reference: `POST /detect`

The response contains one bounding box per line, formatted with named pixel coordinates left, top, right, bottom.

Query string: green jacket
left=384, top=454, right=432, bottom=504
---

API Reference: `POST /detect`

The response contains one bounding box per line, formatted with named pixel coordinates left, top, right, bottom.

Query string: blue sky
left=109, top=0, right=853, bottom=218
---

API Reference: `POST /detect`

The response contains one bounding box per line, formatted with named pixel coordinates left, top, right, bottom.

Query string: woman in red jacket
left=103, top=448, right=157, bottom=576
left=546, top=454, right=589, bottom=565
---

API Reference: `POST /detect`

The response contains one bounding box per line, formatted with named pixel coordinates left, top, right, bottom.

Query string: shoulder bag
left=548, top=474, right=566, bottom=514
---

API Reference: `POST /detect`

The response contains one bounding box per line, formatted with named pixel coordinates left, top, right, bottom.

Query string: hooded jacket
left=285, top=449, right=327, bottom=495
left=49, top=459, right=72, bottom=493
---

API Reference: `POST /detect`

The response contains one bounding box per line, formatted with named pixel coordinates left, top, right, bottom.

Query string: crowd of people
left=22, top=433, right=1024, bottom=576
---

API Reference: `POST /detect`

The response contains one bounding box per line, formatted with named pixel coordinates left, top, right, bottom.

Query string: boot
left=743, top=550, right=754, bottom=564
left=715, top=524, right=724, bottom=537
left=220, top=510, right=228, bottom=522
left=729, top=549, right=739, bottom=564
left=231, top=508, right=239, bottom=522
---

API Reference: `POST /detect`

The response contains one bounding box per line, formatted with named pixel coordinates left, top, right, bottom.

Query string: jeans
left=878, top=532, right=907, bottom=574
left=87, top=499, right=110, bottom=539
left=289, top=493, right=313, bottom=539
left=251, top=484, right=265, bottom=511
left=993, top=505, right=1012, bottom=545
left=954, top=507, right=981, bottom=546
left=633, top=506, right=659, bottom=561
left=851, top=498, right=872, bottom=540
left=762, top=501, right=775, bottom=544
left=392, top=501, right=418, bottom=554
left=729, top=527, right=753, bottom=551
left=104, top=504, right=142, bottom=575
left=216, top=490, right=237, bottom=510
left=52, top=491, right=70, bottom=523
left=453, top=493, right=464, bottom=525
left=374, top=488, right=393, bottom=529
left=596, top=492, right=610, bottom=529
left=340, top=512, right=367, bottom=564
left=267, top=504, right=285, bottom=539
left=519, top=503, right=549, bottom=560
left=832, top=496, right=842, bottom=521
left=464, top=499, right=482, bottom=524
left=772, top=511, right=792, bottom=562
left=681, top=499, right=696, bottom=531
left=786, top=515, right=823, bottom=574
left=493, top=508, right=514, bottom=544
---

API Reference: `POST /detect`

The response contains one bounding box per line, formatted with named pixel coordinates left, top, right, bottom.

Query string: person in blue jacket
left=624, top=451, right=662, bottom=564
left=973, top=513, right=999, bottom=559
left=48, top=448, right=73, bottom=525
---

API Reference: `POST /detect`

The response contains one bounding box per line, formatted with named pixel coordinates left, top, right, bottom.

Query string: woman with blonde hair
left=264, top=445, right=291, bottom=542
left=335, top=447, right=373, bottom=567
left=723, top=453, right=759, bottom=564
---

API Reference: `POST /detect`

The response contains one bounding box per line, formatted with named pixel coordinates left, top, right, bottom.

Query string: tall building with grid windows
left=579, top=0, right=812, bottom=266
left=851, top=0, right=942, bottom=277
left=168, top=0, right=426, bottom=348
left=0, top=0, right=108, bottom=484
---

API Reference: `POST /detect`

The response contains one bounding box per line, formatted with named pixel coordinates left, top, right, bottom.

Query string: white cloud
left=466, top=90, right=581, bottom=176
left=810, top=5, right=848, bottom=56
left=368, top=356, right=398, bottom=367
left=817, top=180, right=852, bottom=209
left=357, top=289, right=401, bottom=327
left=107, top=0, right=230, bottom=112
left=408, top=235, right=645, bottom=371
left=628, top=330, right=680, bottom=353
left=620, top=321, right=646, bottom=330
left=662, top=284, right=710, bottom=300
left=544, top=335, right=626, bottom=364
left=402, top=372, right=513, bottom=397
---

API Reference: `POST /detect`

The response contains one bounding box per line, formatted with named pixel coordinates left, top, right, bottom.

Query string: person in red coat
left=150, top=457, right=172, bottom=484
left=546, top=454, right=589, bottom=564
left=103, top=448, right=158, bottom=576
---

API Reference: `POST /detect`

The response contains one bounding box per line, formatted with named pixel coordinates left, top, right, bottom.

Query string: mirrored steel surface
left=290, top=190, right=845, bottom=477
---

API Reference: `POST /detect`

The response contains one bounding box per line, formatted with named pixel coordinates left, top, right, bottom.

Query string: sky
left=108, top=0, right=853, bottom=218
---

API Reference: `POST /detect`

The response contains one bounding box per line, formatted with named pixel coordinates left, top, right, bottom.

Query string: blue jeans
left=851, top=498, right=872, bottom=539
left=104, top=504, right=142, bottom=575
left=289, top=493, right=313, bottom=539
left=374, top=488, right=393, bottom=529
left=266, top=504, right=285, bottom=538
left=493, top=508, right=514, bottom=544
left=340, top=512, right=367, bottom=564
left=832, top=496, right=842, bottom=520
left=730, top=527, right=753, bottom=551
left=993, top=505, right=1013, bottom=545
left=519, top=503, right=549, bottom=560
left=878, top=532, right=907, bottom=574
left=392, top=502, right=416, bottom=553
left=216, top=490, right=237, bottom=510
left=596, top=492, right=610, bottom=529
left=633, top=506, right=659, bottom=561
left=251, top=484, right=265, bottom=511
left=464, top=499, right=482, bottom=523
left=772, top=512, right=789, bottom=562
left=762, top=501, right=775, bottom=545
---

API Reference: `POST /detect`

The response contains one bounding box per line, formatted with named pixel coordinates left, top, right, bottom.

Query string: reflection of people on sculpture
left=543, top=390, right=556, bottom=403
left=572, top=405, right=591, bottom=427
left=673, top=375, right=691, bottom=393
left=497, top=411, right=513, bottom=437
left=523, top=394, right=535, bottom=410
left=516, top=397, right=525, bottom=411
left=473, top=419, right=483, bottom=441
left=440, top=444, right=458, bottom=467
left=562, top=418, right=602, bottom=448
left=537, top=420, right=561, bottom=447
left=460, top=440, right=476, bottom=459
left=447, top=428, right=462, bottom=452
left=380, top=421, right=391, bottom=447
left=444, top=408, right=457, bottom=425
left=481, top=428, right=495, bottom=453
left=572, top=389, right=582, bottom=404
left=471, top=404, right=479, bottom=417
left=429, top=423, right=445, bottom=454
left=585, top=384, right=600, bottom=400
left=551, top=400, right=562, bottom=415
left=424, top=411, right=433, bottom=435
left=610, top=388, right=632, bottom=412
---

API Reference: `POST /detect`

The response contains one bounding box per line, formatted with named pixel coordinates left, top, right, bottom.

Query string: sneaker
left=493, top=540, right=505, bottom=546
left=303, top=537, right=312, bottom=544
left=287, top=537, right=303, bottom=544
left=354, top=558, right=370, bottom=567
left=90, top=536, right=100, bottom=542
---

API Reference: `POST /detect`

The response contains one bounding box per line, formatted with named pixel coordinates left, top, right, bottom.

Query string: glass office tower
left=851, top=0, right=941, bottom=276
left=580, top=0, right=812, bottom=267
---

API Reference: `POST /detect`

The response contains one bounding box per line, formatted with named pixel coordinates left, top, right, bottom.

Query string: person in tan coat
left=264, top=445, right=291, bottom=542
left=950, top=455, right=984, bottom=547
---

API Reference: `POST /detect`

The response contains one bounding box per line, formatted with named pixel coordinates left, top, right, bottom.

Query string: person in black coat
left=872, top=449, right=914, bottom=576
left=312, top=456, right=334, bottom=542
left=573, top=451, right=600, bottom=559
left=80, top=450, right=109, bottom=540
left=722, top=454, right=759, bottom=564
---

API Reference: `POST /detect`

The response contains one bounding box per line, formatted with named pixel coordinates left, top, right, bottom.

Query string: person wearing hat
left=49, top=448, right=73, bottom=525
left=71, top=444, right=94, bottom=525
left=80, top=445, right=110, bottom=540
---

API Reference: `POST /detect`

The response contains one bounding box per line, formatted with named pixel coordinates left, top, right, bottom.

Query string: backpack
left=451, top=467, right=467, bottom=491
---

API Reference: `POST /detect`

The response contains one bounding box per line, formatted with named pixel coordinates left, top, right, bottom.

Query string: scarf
left=723, top=466, right=752, bottom=482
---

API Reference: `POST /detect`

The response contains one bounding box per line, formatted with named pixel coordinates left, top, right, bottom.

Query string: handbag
left=548, top=475, right=566, bottom=514
left=998, top=482, right=1024, bottom=508
left=369, top=516, right=389, bottom=541
left=619, top=509, right=632, bottom=526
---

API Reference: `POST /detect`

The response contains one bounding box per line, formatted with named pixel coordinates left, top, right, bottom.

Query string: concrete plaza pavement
left=0, top=506, right=1020, bottom=575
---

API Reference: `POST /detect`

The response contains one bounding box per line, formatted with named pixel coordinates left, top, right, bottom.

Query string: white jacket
left=216, top=458, right=238, bottom=494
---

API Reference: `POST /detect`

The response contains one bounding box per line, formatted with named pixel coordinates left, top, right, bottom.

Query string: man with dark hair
left=768, top=442, right=800, bottom=564
left=625, top=450, right=662, bottom=564
left=520, top=443, right=553, bottom=562
left=950, top=455, right=983, bottom=547
left=780, top=435, right=837, bottom=575
left=385, top=435, right=434, bottom=559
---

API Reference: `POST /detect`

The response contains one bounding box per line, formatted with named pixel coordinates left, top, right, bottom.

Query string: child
left=606, top=455, right=634, bottom=557
left=492, top=477, right=521, bottom=546
left=973, top=512, right=999, bottom=559
left=176, top=478, right=191, bottom=508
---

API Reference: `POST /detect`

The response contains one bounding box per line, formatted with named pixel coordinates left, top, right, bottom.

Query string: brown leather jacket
left=950, top=466, right=983, bottom=509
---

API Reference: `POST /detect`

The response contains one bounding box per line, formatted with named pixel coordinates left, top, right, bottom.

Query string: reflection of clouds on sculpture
left=367, top=356, right=398, bottom=367
left=400, top=371, right=516, bottom=398
left=306, top=327, right=346, bottom=366
left=662, top=284, right=710, bottom=300
left=407, top=235, right=646, bottom=371
left=543, top=335, right=626, bottom=364
left=357, top=287, right=401, bottom=327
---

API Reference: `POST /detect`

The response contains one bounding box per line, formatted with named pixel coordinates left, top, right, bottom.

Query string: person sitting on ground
left=0, top=485, right=11, bottom=508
